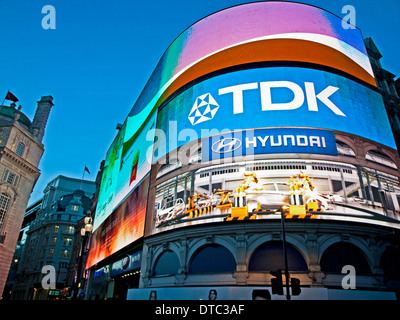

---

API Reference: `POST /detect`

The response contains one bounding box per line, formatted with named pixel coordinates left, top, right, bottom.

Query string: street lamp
left=280, top=207, right=291, bottom=301
left=73, top=211, right=92, bottom=300
left=81, top=216, right=93, bottom=235
left=266, top=206, right=291, bottom=300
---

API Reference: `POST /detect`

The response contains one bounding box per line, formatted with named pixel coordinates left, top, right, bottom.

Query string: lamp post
left=72, top=211, right=92, bottom=300
left=280, top=209, right=291, bottom=301
left=268, top=207, right=291, bottom=300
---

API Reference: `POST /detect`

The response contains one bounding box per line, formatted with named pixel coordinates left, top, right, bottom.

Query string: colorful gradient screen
left=87, top=2, right=393, bottom=268
left=123, top=1, right=376, bottom=153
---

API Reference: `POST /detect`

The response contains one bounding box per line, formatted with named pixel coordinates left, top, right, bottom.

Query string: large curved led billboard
left=122, top=1, right=376, bottom=157
left=153, top=66, right=396, bottom=163
left=87, top=1, right=400, bottom=269
left=149, top=65, right=400, bottom=235
left=93, top=112, right=157, bottom=231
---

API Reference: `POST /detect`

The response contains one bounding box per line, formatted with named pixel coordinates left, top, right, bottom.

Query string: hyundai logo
left=122, top=254, right=130, bottom=270
left=211, top=138, right=242, bottom=153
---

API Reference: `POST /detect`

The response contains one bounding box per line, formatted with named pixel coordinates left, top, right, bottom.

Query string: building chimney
left=31, top=96, right=54, bottom=142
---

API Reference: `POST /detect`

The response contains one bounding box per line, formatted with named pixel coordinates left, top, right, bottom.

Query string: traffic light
left=291, top=277, right=301, bottom=295
left=270, top=270, right=283, bottom=295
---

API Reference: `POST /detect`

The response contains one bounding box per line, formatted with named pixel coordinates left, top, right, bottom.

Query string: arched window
left=152, top=250, right=180, bottom=276
left=189, top=147, right=202, bottom=164
left=189, top=244, right=236, bottom=274
left=366, top=149, right=397, bottom=169
left=249, top=241, right=308, bottom=271
left=320, top=242, right=372, bottom=275
left=157, top=158, right=182, bottom=178
left=381, top=245, right=400, bottom=281
left=336, top=140, right=356, bottom=157
left=0, top=193, right=11, bottom=232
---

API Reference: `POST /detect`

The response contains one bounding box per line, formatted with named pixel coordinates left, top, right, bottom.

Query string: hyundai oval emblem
left=211, top=138, right=242, bottom=153
left=122, top=254, right=130, bottom=270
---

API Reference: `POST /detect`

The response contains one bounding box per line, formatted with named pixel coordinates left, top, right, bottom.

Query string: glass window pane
left=249, top=241, right=308, bottom=271
left=16, top=143, right=25, bottom=156
left=189, top=245, right=236, bottom=274
left=320, top=242, right=371, bottom=275
left=0, top=193, right=11, bottom=231
left=153, top=250, right=180, bottom=276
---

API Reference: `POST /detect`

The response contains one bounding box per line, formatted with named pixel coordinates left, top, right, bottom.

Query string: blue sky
left=0, top=0, right=399, bottom=205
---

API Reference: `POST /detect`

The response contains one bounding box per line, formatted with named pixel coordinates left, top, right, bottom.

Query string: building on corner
left=0, top=95, right=54, bottom=298
left=5, top=175, right=95, bottom=300
left=85, top=2, right=400, bottom=300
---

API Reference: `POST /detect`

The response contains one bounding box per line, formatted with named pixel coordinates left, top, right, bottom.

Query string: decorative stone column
left=234, top=234, right=249, bottom=285
left=306, top=233, right=325, bottom=287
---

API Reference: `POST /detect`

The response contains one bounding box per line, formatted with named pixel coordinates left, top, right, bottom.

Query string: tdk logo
left=188, top=93, right=220, bottom=125
left=189, top=81, right=345, bottom=125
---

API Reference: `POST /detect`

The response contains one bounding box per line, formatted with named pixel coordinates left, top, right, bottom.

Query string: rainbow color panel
left=86, top=176, right=149, bottom=269
left=122, top=1, right=376, bottom=155
left=93, top=111, right=157, bottom=232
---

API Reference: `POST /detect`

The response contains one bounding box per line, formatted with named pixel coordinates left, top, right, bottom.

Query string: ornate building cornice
left=0, top=147, right=40, bottom=174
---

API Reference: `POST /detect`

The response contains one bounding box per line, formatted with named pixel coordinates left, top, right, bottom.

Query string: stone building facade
left=9, top=175, right=95, bottom=300
left=365, top=37, right=400, bottom=153
left=0, top=96, right=54, bottom=297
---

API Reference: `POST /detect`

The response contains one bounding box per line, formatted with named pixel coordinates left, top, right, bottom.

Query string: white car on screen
left=244, top=181, right=335, bottom=211
left=155, top=198, right=185, bottom=225
left=245, top=182, right=291, bottom=211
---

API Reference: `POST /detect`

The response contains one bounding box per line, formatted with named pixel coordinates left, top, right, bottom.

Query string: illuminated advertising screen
left=90, top=1, right=400, bottom=267
left=111, top=248, right=142, bottom=277
left=122, top=1, right=375, bottom=171
left=153, top=66, right=396, bottom=163
left=149, top=67, right=399, bottom=235
left=127, top=286, right=396, bottom=300
left=94, top=124, right=125, bottom=232
left=202, top=128, right=338, bottom=162
left=93, top=111, right=157, bottom=232
left=88, top=110, right=156, bottom=267
left=151, top=159, right=400, bottom=235
left=87, top=176, right=149, bottom=269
